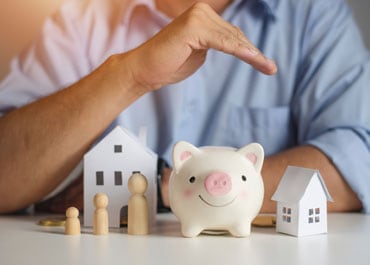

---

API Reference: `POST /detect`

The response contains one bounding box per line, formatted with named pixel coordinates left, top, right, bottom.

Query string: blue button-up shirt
left=0, top=0, right=369, bottom=212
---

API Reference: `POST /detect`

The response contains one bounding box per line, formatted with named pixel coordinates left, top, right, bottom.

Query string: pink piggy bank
left=169, top=141, right=264, bottom=237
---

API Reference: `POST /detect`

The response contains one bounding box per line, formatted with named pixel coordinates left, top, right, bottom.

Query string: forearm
left=0, top=54, right=143, bottom=213
left=160, top=145, right=362, bottom=213
left=260, top=145, right=363, bottom=213
left=0, top=2, right=277, bottom=213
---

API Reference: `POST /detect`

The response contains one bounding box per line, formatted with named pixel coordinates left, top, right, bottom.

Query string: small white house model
left=271, top=166, right=333, bottom=237
left=83, top=126, right=157, bottom=228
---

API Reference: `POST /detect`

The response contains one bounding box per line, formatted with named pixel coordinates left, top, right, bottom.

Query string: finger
left=50, top=190, right=83, bottom=213
left=36, top=175, right=84, bottom=214
left=34, top=198, right=54, bottom=212
left=161, top=167, right=172, bottom=207
left=207, top=14, right=277, bottom=74
left=219, top=28, right=278, bottom=75
left=187, top=3, right=277, bottom=75
left=63, top=175, right=84, bottom=201
left=51, top=175, right=84, bottom=212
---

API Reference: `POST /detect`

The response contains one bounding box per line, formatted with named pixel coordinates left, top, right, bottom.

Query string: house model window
left=115, top=171, right=123, bottom=185
left=114, top=145, right=122, bottom=153
left=308, top=208, right=321, bottom=224
left=282, top=207, right=292, bottom=223
left=96, top=171, right=104, bottom=185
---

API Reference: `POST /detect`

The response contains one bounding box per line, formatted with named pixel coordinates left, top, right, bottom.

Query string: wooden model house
left=83, top=126, right=157, bottom=228
left=271, top=166, right=333, bottom=237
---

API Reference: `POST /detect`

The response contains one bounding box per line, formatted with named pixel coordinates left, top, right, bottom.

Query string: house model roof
left=271, top=166, right=333, bottom=203
left=85, top=126, right=156, bottom=158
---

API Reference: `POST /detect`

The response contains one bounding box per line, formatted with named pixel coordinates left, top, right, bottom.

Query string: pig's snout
left=204, top=172, right=232, bottom=196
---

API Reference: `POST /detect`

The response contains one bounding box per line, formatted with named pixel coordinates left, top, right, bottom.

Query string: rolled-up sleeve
left=292, top=0, right=370, bottom=212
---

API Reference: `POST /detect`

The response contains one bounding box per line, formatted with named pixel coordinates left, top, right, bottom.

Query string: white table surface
left=0, top=213, right=369, bottom=265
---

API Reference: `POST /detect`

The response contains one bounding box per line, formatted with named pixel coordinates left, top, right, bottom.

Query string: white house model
left=83, top=126, right=157, bottom=228
left=271, top=166, right=333, bottom=237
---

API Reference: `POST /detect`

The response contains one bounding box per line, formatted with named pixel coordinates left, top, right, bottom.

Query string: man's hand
left=0, top=3, right=277, bottom=214
left=160, top=167, right=172, bottom=208
left=35, top=175, right=83, bottom=214
left=122, top=2, right=277, bottom=93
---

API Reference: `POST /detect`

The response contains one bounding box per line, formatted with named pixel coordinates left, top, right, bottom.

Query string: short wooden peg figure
left=65, top=207, right=81, bottom=235
left=93, top=193, right=109, bottom=235
left=128, top=172, right=149, bottom=235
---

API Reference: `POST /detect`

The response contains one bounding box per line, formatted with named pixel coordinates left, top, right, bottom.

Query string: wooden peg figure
left=65, top=207, right=80, bottom=235
left=128, top=172, right=149, bottom=235
left=93, top=193, right=109, bottom=235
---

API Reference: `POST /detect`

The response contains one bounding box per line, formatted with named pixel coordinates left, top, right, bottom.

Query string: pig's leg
left=229, top=222, right=251, bottom=237
left=181, top=223, right=203, bottom=237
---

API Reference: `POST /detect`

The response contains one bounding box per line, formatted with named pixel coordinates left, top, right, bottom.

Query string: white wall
left=0, top=0, right=369, bottom=80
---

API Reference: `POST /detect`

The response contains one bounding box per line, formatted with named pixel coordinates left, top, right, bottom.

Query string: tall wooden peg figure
left=93, top=192, right=109, bottom=235
left=65, top=207, right=80, bottom=235
left=128, top=172, right=149, bottom=235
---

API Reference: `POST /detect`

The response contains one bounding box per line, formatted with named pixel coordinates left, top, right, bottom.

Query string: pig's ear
left=172, top=141, right=200, bottom=172
left=237, top=143, right=264, bottom=173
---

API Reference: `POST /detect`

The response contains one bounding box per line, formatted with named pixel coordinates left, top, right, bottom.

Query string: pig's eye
left=241, top=175, right=247, bottom=182
left=189, top=176, right=196, bottom=183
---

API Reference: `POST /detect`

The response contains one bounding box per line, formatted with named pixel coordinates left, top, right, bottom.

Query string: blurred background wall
left=0, top=0, right=369, bottom=80
left=348, top=0, right=370, bottom=49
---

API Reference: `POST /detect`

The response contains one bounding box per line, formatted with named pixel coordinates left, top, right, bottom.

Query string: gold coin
left=252, top=215, right=276, bottom=227
left=38, top=217, right=66, bottom=227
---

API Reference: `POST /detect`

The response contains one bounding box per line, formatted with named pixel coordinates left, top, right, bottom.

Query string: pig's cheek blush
left=183, top=189, right=194, bottom=199
left=240, top=190, right=248, bottom=199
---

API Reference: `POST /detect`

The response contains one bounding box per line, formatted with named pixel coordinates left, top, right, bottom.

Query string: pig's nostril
left=205, top=172, right=232, bottom=196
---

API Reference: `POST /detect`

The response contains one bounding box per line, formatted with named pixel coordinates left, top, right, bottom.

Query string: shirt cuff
left=306, top=129, right=370, bottom=213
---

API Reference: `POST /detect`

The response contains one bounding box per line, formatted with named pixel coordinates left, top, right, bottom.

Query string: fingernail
left=265, top=59, right=278, bottom=74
